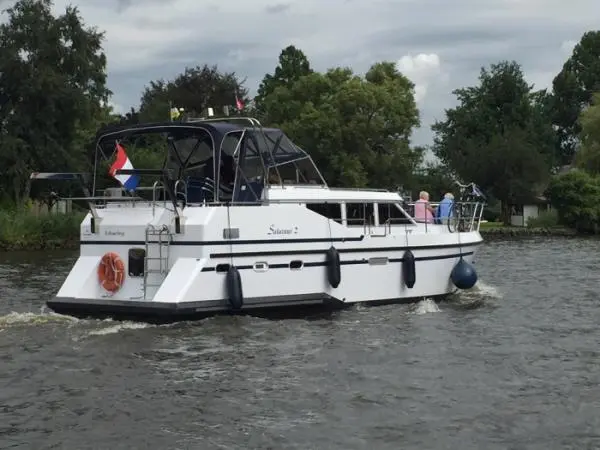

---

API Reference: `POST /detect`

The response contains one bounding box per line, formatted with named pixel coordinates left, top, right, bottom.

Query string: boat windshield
left=244, top=128, right=325, bottom=186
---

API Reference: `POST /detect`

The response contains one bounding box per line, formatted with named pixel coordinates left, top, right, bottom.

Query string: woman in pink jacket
left=414, top=191, right=435, bottom=223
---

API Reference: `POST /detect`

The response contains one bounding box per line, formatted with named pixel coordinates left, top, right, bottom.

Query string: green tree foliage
left=547, top=169, right=600, bottom=233
left=0, top=0, right=110, bottom=204
left=254, top=45, right=312, bottom=117
left=432, top=61, right=557, bottom=223
left=139, top=65, right=249, bottom=122
left=573, top=92, right=600, bottom=174
left=260, top=53, right=422, bottom=188
left=411, top=161, right=457, bottom=201
left=552, top=31, right=600, bottom=164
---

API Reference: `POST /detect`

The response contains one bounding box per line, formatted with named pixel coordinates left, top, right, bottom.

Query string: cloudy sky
left=45, top=0, right=599, bottom=147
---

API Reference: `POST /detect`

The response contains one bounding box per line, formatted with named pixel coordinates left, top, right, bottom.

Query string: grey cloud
left=99, top=0, right=598, bottom=149
left=265, top=3, right=291, bottom=14
left=115, top=0, right=208, bottom=14
left=115, top=0, right=166, bottom=13
left=108, top=40, right=279, bottom=111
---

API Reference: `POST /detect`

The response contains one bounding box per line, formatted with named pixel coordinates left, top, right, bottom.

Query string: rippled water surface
left=2, top=238, right=600, bottom=449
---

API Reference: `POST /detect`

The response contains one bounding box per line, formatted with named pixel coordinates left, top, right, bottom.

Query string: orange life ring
left=97, top=252, right=125, bottom=293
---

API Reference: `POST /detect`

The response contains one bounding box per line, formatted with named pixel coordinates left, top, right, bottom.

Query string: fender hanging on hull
left=450, top=257, right=478, bottom=289
left=402, top=249, right=416, bottom=288
left=326, top=246, right=341, bottom=288
left=226, top=266, right=244, bottom=310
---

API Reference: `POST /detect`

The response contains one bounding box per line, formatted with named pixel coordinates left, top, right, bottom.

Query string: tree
left=574, top=92, right=600, bottom=173
left=411, top=160, right=457, bottom=201
left=254, top=45, right=312, bottom=117
left=0, top=0, right=110, bottom=204
left=139, top=65, right=249, bottom=122
left=547, top=169, right=600, bottom=233
left=551, top=31, right=600, bottom=164
left=261, top=53, right=422, bottom=188
left=432, top=61, right=556, bottom=223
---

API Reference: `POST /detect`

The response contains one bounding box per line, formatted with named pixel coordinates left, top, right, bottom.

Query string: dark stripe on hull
left=47, top=292, right=451, bottom=324
left=80, top=235, right=366, bottom=246
left=200, top=250, right=475, bottom=271
left=79, top=239, right=483, bottom=254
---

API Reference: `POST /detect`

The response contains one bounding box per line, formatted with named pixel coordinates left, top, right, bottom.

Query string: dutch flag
left=109, top=142, right=140, bottom=191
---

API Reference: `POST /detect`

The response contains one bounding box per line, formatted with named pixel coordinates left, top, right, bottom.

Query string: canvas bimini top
left=93, top=118, right=327, bottom=203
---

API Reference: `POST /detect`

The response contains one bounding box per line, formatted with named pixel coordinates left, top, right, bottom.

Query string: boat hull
left=48, top=242, right=480, bottom=322
left=48, top=202, right=483, bottom=323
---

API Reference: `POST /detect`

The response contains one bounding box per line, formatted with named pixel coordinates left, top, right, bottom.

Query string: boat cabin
left=93, top=118, right=326, bottom=205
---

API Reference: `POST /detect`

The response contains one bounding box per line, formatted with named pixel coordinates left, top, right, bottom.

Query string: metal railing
left=403, top=201, right=485, bottom=233
left=59, top=179, right=485, bottom=236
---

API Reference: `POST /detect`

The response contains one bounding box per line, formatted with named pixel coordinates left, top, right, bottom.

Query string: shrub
left=527, top=209, right=558, bottom=228
left=546, top=170, right=600, bottom=233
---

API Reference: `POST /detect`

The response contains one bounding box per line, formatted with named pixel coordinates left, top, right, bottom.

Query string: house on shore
left=508, top=165, right=572, bottom=227
left=509, top=196, right=551, bottom=227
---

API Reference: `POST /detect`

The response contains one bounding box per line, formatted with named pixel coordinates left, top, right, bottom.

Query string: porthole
left=253, top=262, right=269, bottom=272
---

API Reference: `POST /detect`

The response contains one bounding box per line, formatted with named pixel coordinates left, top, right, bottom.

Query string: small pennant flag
left=235, top=94, right=244, bottom=111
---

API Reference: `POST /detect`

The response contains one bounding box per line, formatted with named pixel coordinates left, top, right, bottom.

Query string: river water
left=1, top=237, right=599, bottom=449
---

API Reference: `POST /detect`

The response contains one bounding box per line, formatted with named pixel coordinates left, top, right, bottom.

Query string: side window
left=378, top=203, right=411, bottom=224
left=346, top=203, right=375, bottom=225
left=306, top=203, right=343, bottom=224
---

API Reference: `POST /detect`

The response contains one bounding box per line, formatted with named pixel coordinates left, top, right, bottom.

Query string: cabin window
left=346, top=203, right=375, bottom=226
left=128, top=248, right=145, bottom=277
left=378, top=202, right=411, bottom=225
left=306, top=203, right=343, bottom=224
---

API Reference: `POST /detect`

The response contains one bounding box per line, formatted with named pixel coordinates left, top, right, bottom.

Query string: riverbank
left=0, top=210, right=84, bottom=251
left=479, top=223, right=577, bottom=238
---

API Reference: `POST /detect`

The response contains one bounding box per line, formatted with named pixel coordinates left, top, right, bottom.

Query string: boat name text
left=104, top=230, right=125, bottom=237
left=268, top=225, right=298, bottom=235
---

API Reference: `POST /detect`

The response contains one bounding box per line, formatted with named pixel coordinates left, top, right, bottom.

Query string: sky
left=36, top=0, right=600, bottom=147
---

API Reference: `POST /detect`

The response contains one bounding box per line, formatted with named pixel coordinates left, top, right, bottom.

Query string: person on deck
left=436, top=192, right=454, bottom=224
left=414, top=191, right=435, bottom=223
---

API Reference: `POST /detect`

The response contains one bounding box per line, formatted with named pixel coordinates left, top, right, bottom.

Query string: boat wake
left=0, top=310, right=78, bottom=327
left=443, top=280, right=503, bottom=310
left=0, top=282, right=502, bottom=333
left=87, top=321, right=154, bottom=336
left=409, top=298, right=441, bottom=315
left=0, top=308, right=158, bottom=336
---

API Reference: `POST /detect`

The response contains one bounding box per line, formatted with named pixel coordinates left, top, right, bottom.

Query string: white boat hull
left=49, top=203, right=483, bottom=322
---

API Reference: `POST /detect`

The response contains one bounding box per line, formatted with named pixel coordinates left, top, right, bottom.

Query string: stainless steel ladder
left=143, top=224, right=172, bottom=299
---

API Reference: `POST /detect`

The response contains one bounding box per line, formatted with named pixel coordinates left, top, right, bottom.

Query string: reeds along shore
left=0, top=210, right=84, bottom=251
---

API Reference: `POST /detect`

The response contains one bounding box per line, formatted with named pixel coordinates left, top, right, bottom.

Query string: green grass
left=0, top=209, right=85, bottom=250
left=479, top=221, right=506, bottom=229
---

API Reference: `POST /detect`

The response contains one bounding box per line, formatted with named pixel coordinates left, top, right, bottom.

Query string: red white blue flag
left=109, top=142, right=140, bottom=191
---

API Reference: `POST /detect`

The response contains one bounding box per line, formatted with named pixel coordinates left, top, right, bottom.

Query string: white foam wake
left=410, top=298, right=441, bottom=315
left=87, top=321, right=153, bottom=336
left=0, top=310, right=78, bottom=327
